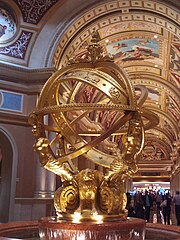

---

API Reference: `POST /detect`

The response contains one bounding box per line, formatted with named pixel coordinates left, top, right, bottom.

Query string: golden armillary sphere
left=29, top=31, right=159, bottom=222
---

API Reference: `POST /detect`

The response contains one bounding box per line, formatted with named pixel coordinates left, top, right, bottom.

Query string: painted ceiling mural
left=107, top=37, right=160, bottom=64
left=50, top=0, right=180, bottom=180
left=0, top=8, right=16, bottom=42
left=0, top=0, right=179, bottom=180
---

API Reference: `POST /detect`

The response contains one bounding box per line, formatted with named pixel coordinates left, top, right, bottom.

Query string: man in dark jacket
left=173, top=191, right=180, bottom=226
left=162, top=192, right=172, bottom=225
left=143, top=190, right=153, bottom=222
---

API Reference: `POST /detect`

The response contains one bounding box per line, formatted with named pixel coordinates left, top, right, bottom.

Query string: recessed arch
left=0, top=126, right=18, bottom=222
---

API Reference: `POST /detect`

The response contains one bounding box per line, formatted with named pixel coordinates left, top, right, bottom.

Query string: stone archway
left=0, top=127, right=18, bottom=223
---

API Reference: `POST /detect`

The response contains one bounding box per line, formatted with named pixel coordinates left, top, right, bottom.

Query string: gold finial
left=68, top=30, right=113, bottom=64
left=90, top=30, right=101, bottom=43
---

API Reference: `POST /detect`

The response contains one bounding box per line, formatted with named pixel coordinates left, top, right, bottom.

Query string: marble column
left=177, top=172, right=180, bottom=191
left=34, top=160, right=48, bottom=198
left=34, top=115, right=56, bottom=198
left=46, top=171, right=56, bottom=197
left=46, top=116, right=56, bottom=197
left=170, top=172, right=180, bottom=196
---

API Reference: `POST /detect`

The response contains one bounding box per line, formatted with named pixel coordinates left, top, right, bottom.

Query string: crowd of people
left=126, top=190, right=180, bottom=226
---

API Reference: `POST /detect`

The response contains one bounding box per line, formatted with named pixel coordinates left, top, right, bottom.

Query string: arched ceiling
left=0, top=0, right=179, bottom=182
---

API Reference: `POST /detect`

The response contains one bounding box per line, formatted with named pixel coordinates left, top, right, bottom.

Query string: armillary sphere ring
left=32, top=104, right=159, bottom=168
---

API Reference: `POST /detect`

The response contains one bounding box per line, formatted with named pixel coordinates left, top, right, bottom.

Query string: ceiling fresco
left=0, top=8, right=16, bottom=42
left=52, top=0, right=180, bottom=181
left=0, top=0, right=179, bottom=181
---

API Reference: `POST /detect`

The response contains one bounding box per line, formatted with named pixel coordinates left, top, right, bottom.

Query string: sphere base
left=38, top=216, right=146, bottom=240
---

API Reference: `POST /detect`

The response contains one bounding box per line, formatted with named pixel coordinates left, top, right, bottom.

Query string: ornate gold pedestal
left=38, top=217, right=146, bottom=240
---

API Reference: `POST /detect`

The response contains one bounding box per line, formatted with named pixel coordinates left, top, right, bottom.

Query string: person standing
left=143, top=190, right=153, bottom=222
left=127, top=193, right=136, bottom=217
left=162, top=192, right=172, bottom=225
left=173, top=191, right=180, bottom=226
left=134, top=192, right=144, bottom=219
left=155, top=191, right=162, bottom=212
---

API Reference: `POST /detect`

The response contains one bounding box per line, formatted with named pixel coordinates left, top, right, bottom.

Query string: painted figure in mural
left=0, top=24, right=7, bottom=38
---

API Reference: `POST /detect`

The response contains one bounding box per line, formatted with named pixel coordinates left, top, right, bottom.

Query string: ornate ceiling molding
left=0, top=31, right=32, bottom=59
left=51, top=0, right=180, bottom=68
left=0, top=62, right=56, bottom=91
left=145, top=107, right=179, bottom=138
left=131, top=74, right=180, bottom=103
left=13, top=0, right=59, bottom=24
left=146, top=137, right=172, bottom=157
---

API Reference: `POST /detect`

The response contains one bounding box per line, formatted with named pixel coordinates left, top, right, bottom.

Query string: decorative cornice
left=133, top=176, right=170, bottom=181
left=130, top=73, right=180, bottom=102
left=0, top=62, right=56, bottom=81
left=0, top=62, right=56, bottom=92
left=145, top=133, right=172, bottom=149
left=0, top=111, right=29, bottom=126
left=0, top=80, right=42, bottom=94
left=145, top=106, right=179, bottom=137
left=154, top=126, right=175, bottom=145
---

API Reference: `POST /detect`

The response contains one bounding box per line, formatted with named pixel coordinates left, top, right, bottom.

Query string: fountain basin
left=0, top=219, right=180, bottom=239
left=39, top=216, right=145, bottom=240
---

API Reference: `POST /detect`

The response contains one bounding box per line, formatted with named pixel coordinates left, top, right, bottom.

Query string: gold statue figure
left=29, top=31, right=159, bottom=221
